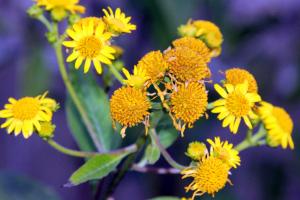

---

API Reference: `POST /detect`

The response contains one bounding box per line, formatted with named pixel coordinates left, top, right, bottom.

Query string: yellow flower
left=170, top=82, right=208, bottom=132
left=110, top=87, right=151, bottom=136
left=172, top=37, right=211, bottom=63
left=164, top=47, right=211, bottom=82
left=37, top=121, right=56, bottom=138
left=63, top=18, right=115, bottom=74
left=258, top=102, right=294, bottom=149
left=102, top=7, right=136, bottom=35
left=212, top=82, right=261, bottom=134
left=122, top=66, right=150, bottom=89
left=186, top=141, right=207, bottom=160
left=137, top=51, right=168, bottom=83
left=178, top=21, right=198, bottom=37
left=225, top=68, right=258, bottom=93
left=0, top=93, right=57, bottom=139
left=181, top=155, right=230, bottom=198
left=207, top=137, right=240, bottom=169
left=36, top=0, right=85, bottom=21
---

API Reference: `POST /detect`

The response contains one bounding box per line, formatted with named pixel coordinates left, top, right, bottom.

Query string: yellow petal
left=67, top=51, right=79, bottom=62
left=214, top=84, right=228, bottom=98
left=75, top=57, right=84, bottom=69
left=243, top=116, right=252, bottom=129
left=212, top=106, right=227, bottom=113
left=84, top=58, right=91, bottom=73
left=232, top=117, right=241, bottom=134
left=62, top=41, right=77, bottom=48
left=93, top=59, right=102, bottom=74
left=222, top=115, right=235, bottom=127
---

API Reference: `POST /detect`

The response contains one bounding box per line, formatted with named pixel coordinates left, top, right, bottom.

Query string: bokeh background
left=0, top=0, right=300, bottom=199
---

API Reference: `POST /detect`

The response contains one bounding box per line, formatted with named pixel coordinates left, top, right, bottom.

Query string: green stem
left=235, top=125, right=267, bottom=152
left=150, top=128, right=186, bottom=170
left=46, top=139, right=137, bottom=158
left=37, top=15, right=52, bottom=32
left=109, top=64, right=124, bottom=84
left=52, top=23, right=103, bottom=152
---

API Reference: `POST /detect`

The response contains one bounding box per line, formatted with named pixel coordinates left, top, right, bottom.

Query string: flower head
left=102, top=7, right=136, bottom=35
left=172, top=37, right=211, bottom=63
left=181, top=155, right=230, bottom=198
left=258, top=102, right=294, bottom=149
left=110, top=87, right=151, bottom=136
left=212, top=82, right=261, bottom=134
left=207, top=137, right=240, bottom=168
left=122, top=66, right=150, bottom=89
left=164, top=47, right=210, bottom=82
left=170, top=82, right=208, bottom=132
left=37, top=121, right=56, bottom=138
left=0, top=93, right=57, bottom=139
left=36, top=0, right=85, bottom=21
left=225, top=68, right=258, bottom=93
left=63, top=18, right=115, bottom=74
left=186, top=141, right=207, bottom=160
left=137, top=51, right=168, bottom=83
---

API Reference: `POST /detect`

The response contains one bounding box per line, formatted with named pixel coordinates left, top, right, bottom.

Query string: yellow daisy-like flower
left=258, top=102, right=294, bottom=149
left=63, top=19, right=115, bottom=74
left=171, top=82, right=208, bottom=130
left=186, top=141, right=207, bottom=160
left=110, top=87, right=151, bottom=134
left=102, top=7, right=136, bottom=35
left=164, top=47, right=211, bottom=82
left=207, top=137, right=241, bottom=169
left=122, top=66, right=150, bottom=89
left=212, top=82, right=261, bottom=134
left=225, top=68, right=258, bottom=93
left=137, top=51, right=168, bottom=83
left=36, top=0, right=85, bottom=21
left=172, top=37, right=211, bottom=63
left=0, top=93, right=57, bottom=139
left=181, top=155, right=230, bottom=198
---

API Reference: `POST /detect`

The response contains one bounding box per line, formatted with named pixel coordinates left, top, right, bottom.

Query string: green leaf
left=0, top=171, right=61, bottom=200
left=66, top=98, right=95, bottom=151
left=159, top=128, right=178, bottom=148
left=68, top=70, right=121, bottom=151
left=68, top=152, right=128, bottom=186
left=149, top=197, right=180, bottom=200
left=145, top=143, right=161, bottom=164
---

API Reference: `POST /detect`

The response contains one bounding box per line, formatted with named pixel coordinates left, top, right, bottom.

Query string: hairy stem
left=52, top=23, right=103, bottom=152
left=150, top=128, right=186, bottom=170
left=131, top=164, right=180, bottom=174
left=235, top=125, right=267, bottom=152
left=109, top=64, right=124, bottom=85
left=46, top=139, right=137, bottom=158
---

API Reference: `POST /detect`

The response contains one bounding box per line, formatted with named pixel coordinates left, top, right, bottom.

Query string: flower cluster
left=0, top=2, right=295, bottom=200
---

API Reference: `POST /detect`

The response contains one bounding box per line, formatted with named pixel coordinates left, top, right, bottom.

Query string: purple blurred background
left=0, top=0, right=299, bottom=199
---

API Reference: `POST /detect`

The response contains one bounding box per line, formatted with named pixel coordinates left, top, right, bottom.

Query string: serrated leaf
left=145, top=144, right=161, bottom=164
left=68, top=70, right=121, bottom=151
left=149, top=196, right=180, bottom=200
left=68, top=152, right=128, bottom=186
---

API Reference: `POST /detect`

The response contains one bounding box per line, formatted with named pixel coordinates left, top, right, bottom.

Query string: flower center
left=195, top=157, right=228, bottom=195
left=226, top=92, right=250, bottom=117
left=12, top=97, right=40, bottom=120
left=272, top=107, right=293, bottom=134
left=77, top=36, right=102, bottom=58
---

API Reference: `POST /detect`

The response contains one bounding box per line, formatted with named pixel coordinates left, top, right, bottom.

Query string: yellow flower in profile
left=63, top=19, right=115, bottom=74
left=181, top=155, right=230, bottom=198
left=164, top=47, right=211, bottom=82
left=186, top=141, right=207, bottom=160
left=137, top=51, right=168, bottom=83
left=0, top=93, right=57, bottom=139
left=225, top=68, right=258, bottom=93
left=36, top=0, right=85, bottom=21
left=122, top=66, right=150, bottom=89
left=207, top=137, right=241, bottom=169
left=172, top=37, right=211, bottom=63
left=102, top=7, right=136, bottom=35
left=110, top=87, right=151, bottom=137
left=258, top=102, right=294, bottom=149
left=212, top=82, right=261, bottom=134
left=171, top=82, right=208, bottom=133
